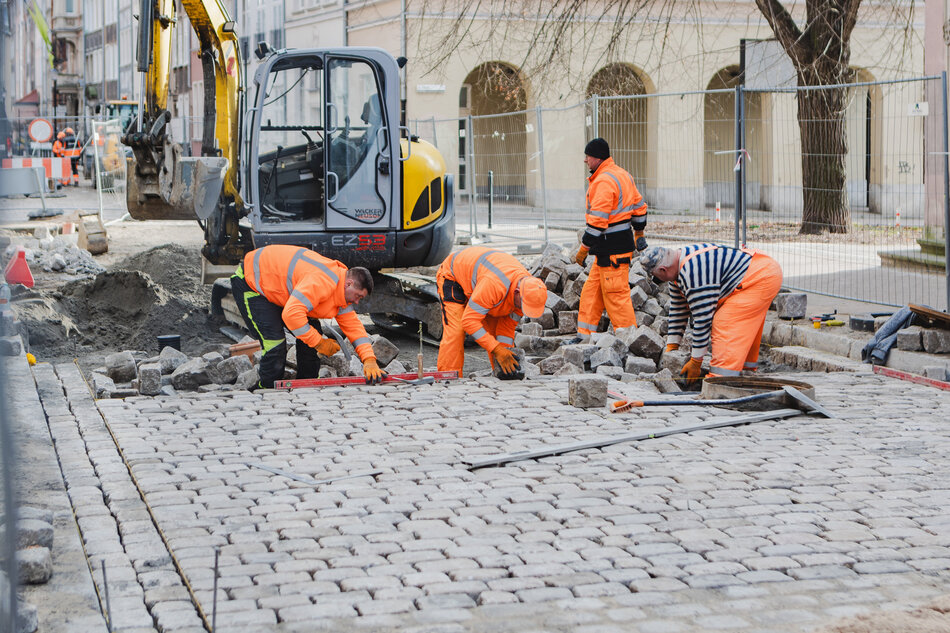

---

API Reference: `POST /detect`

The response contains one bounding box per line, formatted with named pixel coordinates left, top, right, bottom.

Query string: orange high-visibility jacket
left=440, top=247, right=533, bottom=351
left=582, top=157, right=647, bottom=260
left=242, top=245, right=375, bottom=361
left=52, top=140, right=64, bottom=157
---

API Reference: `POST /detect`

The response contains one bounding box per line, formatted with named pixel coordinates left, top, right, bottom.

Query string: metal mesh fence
left=412, top=74, right=950, bottom=310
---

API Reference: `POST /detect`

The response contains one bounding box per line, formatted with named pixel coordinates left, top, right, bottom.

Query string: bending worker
left=639, top=244, right=783, bottom=381
left=231, top=244, right=387, bottom=389
left=571, top=137, right=648, bottom=342
left=437, top=246, right=548, bottom=376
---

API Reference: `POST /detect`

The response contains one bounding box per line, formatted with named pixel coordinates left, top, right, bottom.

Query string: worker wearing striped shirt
left=436, top=247, right=548, bottom=376
left=571, top=138, right=648, bottom=341
left=640, top=244, right=783, bottom=381
left=230, top=245, right=385, bottom=389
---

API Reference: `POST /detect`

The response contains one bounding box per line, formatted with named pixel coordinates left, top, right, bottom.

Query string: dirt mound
left=14, top=244, right=227, bottom=364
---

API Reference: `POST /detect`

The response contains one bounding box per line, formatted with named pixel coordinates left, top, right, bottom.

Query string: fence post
left=592, top=95, right=600, bottom=139
left=734, top=84, right=743, bottom=249
left=467, top=115, right=477, bottom=239
left=536, top=105, right=549, bottom=243
left=487, top=170, right=494, bottom=229
left=943, top=71, right=950, bottom=312
left=740, top=87, right=748, bottom=247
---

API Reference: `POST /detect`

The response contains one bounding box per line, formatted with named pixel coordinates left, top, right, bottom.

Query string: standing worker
left=569, top=137, right=648, bottom=343
left=62, top=127, right=81, bottom=186
left=436, top=246, right=548, bottom=377
left=639, top=244, right=783, bottom=381
left=52, top=131, right=72, bottom=188
left=230, top=244, right=387, bottom=389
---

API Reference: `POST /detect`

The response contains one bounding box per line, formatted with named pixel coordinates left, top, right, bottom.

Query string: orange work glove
left=665, top=343, right=680, bottom=352
left=315, top=338, right=341, bottom=357
left=574, top=246, right=589, bottom=266
left=680, top=357, right=703, bottom=382
left=362, top=358, right=387, bottom=385
left=491, top=346, right=521, bottom=375
left=634, top=230, right=648, bottom=252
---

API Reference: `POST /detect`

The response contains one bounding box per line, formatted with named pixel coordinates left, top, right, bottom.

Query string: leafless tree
left=410, top=0, right=919, bottom=234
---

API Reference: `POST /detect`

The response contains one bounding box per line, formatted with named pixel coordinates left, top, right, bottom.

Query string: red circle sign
left=28, top=118, right=54, bottom=143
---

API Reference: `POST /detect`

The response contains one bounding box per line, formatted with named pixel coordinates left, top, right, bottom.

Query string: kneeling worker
left=437, top=247, right=548, bottom=376
left=231, top=244, right=387, bottom=389
left=639, top=244, right=783, bottom=382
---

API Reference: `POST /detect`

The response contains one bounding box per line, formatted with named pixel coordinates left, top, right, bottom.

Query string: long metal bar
left=464, top=408, right=803, bottom=469
left=942, top=71, right=950, bottom=313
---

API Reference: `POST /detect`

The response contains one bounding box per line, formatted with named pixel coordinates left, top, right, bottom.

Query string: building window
left=65, top=0, right=75, bottom=14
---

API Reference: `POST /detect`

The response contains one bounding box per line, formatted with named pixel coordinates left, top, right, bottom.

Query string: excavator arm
left=124, top=0, right=247, bottom=263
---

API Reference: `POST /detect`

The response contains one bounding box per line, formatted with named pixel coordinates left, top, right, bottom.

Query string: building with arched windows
left=285, top=0, right=927, bottom=221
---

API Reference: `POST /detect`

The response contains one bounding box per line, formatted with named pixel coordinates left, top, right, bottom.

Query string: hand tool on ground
left=389, top=375, right=435, bottom=385
left=245, top=462, right=382, bottom=485
left=872, top=365, right=950, bottom=391
left=609, top=385, right=833, bottom=418
left=273, top=371, right=458, bottom=390
left=322, top=323, right=351, bottom=362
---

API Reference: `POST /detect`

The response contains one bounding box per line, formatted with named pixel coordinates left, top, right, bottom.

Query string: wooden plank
left=872, top=365, right=950, bottom=391
left=274, top=371, right=459, bottom=390
left=464, top=408, right=803, bottom=469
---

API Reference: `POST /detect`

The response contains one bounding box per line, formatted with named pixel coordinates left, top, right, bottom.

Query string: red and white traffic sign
left=28, top=118, right=54, bottom=143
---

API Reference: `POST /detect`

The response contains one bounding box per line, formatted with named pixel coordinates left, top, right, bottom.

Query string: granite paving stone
left=30, top=369, right=950, bottom=632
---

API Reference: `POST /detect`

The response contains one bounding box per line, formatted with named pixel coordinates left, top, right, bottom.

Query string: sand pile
left=13, top=244, right=224, bottom=361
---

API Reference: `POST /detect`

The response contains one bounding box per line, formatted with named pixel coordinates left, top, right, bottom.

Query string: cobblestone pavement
left=32, top=362, right=950, bottom=632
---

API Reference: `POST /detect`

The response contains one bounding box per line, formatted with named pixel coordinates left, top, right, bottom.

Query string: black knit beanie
left=584, top=137, right=610, bottom=160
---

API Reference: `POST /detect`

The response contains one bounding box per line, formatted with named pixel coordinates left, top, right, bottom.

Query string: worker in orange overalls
left=52, top=131, right=72, bottom=188
left=436, top=246, right=548, bottom=377
left=62, top=127, right=81, bottom=186
left=640, top=244, right=783, bottom=383
left=568, top=138, right=648, bottom=343
left=230, top=245, right=387, bottom=389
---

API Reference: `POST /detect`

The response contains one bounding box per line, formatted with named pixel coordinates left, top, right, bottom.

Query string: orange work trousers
left=709, top=252, right=783, bottom=376
left=577, top=258, right=637, bottom=336
left=436, top=300, right=510, bottom=375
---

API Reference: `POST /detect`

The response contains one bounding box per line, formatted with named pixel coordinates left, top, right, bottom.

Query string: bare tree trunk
left=797, top=81, right=851, bottom=234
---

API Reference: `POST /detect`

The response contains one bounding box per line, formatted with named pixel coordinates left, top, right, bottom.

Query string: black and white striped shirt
left=667, top=244, right=752, bottom=357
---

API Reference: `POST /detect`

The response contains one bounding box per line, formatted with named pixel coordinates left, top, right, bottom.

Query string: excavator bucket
left=127, top=152, right=228, bottom=221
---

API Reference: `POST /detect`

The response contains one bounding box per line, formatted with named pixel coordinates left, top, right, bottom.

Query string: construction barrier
left=1, top=157, right=72, bottom=181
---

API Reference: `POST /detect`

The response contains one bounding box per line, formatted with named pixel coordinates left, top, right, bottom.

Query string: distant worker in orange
left=436, top=246, right=548, bottom=377
left=52, top=131, right=72, bottom=188
left=230, top=244, right=387, bottom=389
left=568, top=138, right=648, bottom=343
left=640, top=244, right=783, bottom=382
left=62, top=127, right=81, bottom=186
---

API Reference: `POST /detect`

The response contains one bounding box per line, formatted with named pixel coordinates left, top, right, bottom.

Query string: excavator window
left=257, top=60, right=326, bottom=222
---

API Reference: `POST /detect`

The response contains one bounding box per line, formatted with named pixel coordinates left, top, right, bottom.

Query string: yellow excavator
left=123, top=0, right=454, bottom=337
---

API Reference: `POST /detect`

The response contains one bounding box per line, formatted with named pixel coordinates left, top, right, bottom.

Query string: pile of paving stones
left=90, top=334, right=408, bottom=397
left=2, top=228, right=105, bottom=277
left=0, top=506, right=54, bottom=633
left=508, top=242, right=695, bottom=392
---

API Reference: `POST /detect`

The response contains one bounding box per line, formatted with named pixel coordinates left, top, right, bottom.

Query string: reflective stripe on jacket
left=437, top=246, right=530, bottom=351
left=582, top=157, right=647, bottom=257
left=242, top=245, right=375, bottom=361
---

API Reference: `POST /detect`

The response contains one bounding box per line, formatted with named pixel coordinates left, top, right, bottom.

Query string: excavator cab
left=246, top=48, right=453, bottom=270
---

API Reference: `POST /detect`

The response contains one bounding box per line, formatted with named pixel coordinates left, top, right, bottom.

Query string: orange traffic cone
left=4, top=248, right=34, bottom=288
